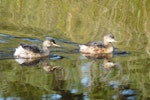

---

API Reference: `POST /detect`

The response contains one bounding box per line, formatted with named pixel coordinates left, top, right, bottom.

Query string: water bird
left=14, top=39, right=60, bottom=58
left=79, top=33, right=117, bottom=54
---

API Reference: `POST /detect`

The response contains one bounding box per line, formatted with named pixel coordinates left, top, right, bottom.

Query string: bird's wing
left=20, top=43, right=41, bottom=53
left=85, top=41, right=105, bottom=48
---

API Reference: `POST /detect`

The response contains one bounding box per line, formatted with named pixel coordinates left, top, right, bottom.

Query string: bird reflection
left=80, top=53, right=115, bottom=69
left=80, top=53, right=113, bottom=89
left=15, top=57, right=41, bottom=66
left=80, top=53, right=113, bottom=60
left=42, top=65, right=61, bottom=72
left=15, top=56, right=65, bottom=87
left=14, top=55, right=69, bottom=98
left=103, top=54, right=115, bottom=69
left=15, top=55, right=64, bottom=73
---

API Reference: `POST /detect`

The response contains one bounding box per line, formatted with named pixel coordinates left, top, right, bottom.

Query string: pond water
left=0, top=0, right=150, bottom=100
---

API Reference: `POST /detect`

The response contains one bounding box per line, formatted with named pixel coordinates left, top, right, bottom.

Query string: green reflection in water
left=0, top=0, right=150, bottom=51
left=0, top=0, right=150, bottom=100
left=0, top=52, right=149, bottom=99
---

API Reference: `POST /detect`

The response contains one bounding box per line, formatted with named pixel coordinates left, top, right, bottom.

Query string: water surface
left=0, top=0, right=150, bottom=100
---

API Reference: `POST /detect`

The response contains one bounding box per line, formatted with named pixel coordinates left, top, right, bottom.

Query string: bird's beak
left=53, top=43, right=61, bottom=47
left=112, top=39, right=118, bottom=42
left=109, top=38, right=118, bottom=42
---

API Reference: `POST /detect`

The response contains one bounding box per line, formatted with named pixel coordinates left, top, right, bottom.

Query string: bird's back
left=85, top=41, right=105, bottom=48
left=20, top=43, right=41, bottom=53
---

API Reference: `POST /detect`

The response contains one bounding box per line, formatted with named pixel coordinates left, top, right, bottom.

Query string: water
left=0, top=0, right=150, bottom=100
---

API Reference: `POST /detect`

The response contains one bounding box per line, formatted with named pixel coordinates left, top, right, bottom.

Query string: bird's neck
left=41, top=46, right=50, bottom=56
left=104, top=43, right=114, bottom=53
left=103, top=39, right=109, bottom=45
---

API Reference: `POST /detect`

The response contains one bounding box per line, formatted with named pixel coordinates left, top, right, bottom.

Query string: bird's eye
left=110, top=36, right=114, bottom=39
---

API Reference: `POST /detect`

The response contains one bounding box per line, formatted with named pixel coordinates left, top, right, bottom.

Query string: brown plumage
left=79, top=33, right=117, bottom=54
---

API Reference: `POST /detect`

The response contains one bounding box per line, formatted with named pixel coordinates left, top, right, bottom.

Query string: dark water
left=0, top=0, right=150, bottom=100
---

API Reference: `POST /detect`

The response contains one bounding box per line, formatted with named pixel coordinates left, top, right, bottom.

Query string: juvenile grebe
left=79, top=33, right=117, bottom=54
left=14, top=39, right=60, bottom=58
